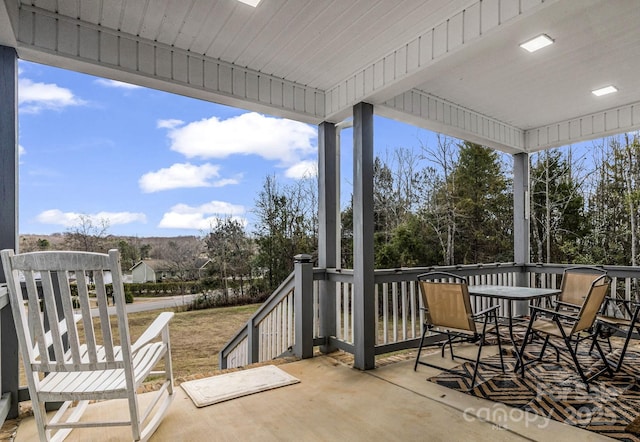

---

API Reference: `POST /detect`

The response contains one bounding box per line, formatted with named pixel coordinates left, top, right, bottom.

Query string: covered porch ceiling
left=1, top=0, right=639, bottom=153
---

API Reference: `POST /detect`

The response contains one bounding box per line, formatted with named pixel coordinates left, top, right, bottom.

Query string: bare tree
left=64, top=214, right=110, bottom=252
left=419, top=134, right=459, bottom=265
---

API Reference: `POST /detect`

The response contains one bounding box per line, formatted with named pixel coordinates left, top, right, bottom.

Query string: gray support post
left=293, top=254, right=314, bottom=359
left=246, top=317, right=259, bottom=365
left=0, top=45, right=19, bottom=419
left=513, top=153, right=530, bottom=315
left=352, top=102, right=376, bottom=370
left=318, top=122, right=337, bottom=354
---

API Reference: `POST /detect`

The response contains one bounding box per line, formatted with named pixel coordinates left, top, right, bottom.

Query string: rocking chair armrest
left=132, top=311, right=174, bottom=353
left=529, top=305, right=578, bottom=321
left=473, top=304, right=500, bottom=318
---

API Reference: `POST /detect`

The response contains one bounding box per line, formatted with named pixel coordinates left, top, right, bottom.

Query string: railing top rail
left=524, top=263, right=640, bottom=278
left=220, top=271, right=296, bottom=356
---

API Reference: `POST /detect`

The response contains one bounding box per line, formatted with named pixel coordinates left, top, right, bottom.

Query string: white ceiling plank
left=138, top=0, right=169, bottom=41
left=56, top=0, right=78, bottom=18
left=171, top=0, right=216, bottom=49
left=79, top=0, right=102, bottom=24
left=101, top=0, right=126, bottom=29
left=155, top=0, right=192, bottom=45
left=188, top=0, right=236, bottom=55
left=119, top=0, right=147, bottom=36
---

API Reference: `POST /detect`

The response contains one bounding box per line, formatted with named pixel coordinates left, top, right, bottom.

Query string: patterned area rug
left=428, top=335, right=640, bottom=441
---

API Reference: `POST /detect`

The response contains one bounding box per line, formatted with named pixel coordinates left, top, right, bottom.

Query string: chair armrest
left=131, top=311, right=174, bottom=353
left=554, top=300, right=581, bottom=309
left=474, top=304, right=500, bottom=317
left=529, top=305, right=578, bottom=321
left=600, top=297, right=640, bottom=317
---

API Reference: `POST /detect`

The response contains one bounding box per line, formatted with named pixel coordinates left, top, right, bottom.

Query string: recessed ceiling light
left=592, top=85, right=618, bottom=96
left=238, top=0, right=261, bottom=6
left=520, top=34, right=554, bottom=53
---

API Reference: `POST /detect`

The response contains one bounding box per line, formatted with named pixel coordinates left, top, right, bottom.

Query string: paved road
left=91, top=293, right=198, bottom=316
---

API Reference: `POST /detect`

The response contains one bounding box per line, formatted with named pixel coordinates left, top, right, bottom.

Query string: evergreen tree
left=452, top=142, right=512, bottom=263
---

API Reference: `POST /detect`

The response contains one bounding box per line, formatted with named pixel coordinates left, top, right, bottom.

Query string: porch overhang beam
left=378, top=90, right=526, bottom=154
left=12, top=5, right=327, bottom=125
left=323, top=0, right=558, bottom=123
left=525, top=100, right=640, bottom=151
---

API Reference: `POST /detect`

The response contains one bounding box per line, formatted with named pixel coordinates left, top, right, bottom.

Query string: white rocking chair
left=1, top=249, right=174, bottom=441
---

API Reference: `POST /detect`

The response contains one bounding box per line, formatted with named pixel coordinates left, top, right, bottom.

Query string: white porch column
left=513, top=153, right=530, bottom=314
left=0, top=44, right=19, bottom=419
left=352, top=102, right=375, bottom=370
left=318, top=122, right=338, bottom=354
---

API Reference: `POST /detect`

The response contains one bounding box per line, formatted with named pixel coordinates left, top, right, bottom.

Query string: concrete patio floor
left=12, top=346, right=615, bottom=442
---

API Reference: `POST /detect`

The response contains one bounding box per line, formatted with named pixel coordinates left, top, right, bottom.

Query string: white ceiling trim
left=0, top=0, right=17, bottom=47
left=525, top=101, right=640, bottom=152
left=15, top=4, right=326, bottom=124
left=324, top=0, right=558, bottom=123
left=379, top=89, right=525, bottom=154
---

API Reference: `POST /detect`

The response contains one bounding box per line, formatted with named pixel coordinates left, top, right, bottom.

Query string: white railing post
left=293, top=254, right=314, bottom=359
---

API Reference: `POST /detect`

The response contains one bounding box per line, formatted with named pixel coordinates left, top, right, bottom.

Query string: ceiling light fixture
left=520, top=34, right=554, bottom=53
left=237, top=0, right=261, bottom=6
left=592, top=85, right=618, bottom=96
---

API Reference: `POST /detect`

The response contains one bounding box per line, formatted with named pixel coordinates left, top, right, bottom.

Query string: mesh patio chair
left=516, top=274, right=613, bottom=390
left=554, top=266, right=607, bottom=311
left=1, top=249, right=174, bottom=442
left=590, top=297, right=640, bottom=372
left=414, top=271, right=505, bottom=389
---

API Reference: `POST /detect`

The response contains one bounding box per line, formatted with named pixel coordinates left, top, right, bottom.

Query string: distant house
left=130, top=258, right=213, bottom=283
left=130, top=259, right=175, bottom=283
left=193, top=257, right=213, bottom=279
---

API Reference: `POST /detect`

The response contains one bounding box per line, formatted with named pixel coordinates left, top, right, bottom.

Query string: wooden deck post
left=0, top=44, right=19, bottom=420
left=513, top=152, right=530, bottom=315
left=352, top=102, right=376, bottom=370
left=246, top=317, right=259, bottom=365
left=294, top=254, right=314, bottom=359
left=318, top=121, right=337, bottom=354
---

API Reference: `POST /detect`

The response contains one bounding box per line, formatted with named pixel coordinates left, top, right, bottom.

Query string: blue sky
left=18, top=60, right=438, bottom=237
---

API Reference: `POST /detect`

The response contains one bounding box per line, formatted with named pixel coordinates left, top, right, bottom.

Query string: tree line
left=22, top=132, right=640, bottom=294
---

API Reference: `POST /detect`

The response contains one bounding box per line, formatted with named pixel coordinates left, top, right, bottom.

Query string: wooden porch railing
left=5, top=261, right=640, bottom=419
left=219, top=262, right=640, bottom=370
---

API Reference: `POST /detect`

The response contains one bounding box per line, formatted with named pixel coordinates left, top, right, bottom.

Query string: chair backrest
left=572, top=274, right=610, bottom=333
left=417, top=272, right=475, bottom=333
left=559, top=266, right=607, bottom=307
left=1, top=249, right=132, bottom=376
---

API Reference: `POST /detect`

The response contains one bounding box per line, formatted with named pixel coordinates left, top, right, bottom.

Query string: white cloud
left=158, top=201, right=246, bottom=230
left=285, top=160, right=317, bottom=179
left=165, top=112, right=316, bottom=164
left=139, top=163, right=240, bottom=193
left=157, top=119, right=184, bottom=129
left=18, top=144, right=26, bottom=165
left=213, top=177, right=241, bottom=187
left=18, top=78, right=86, bottom=113
left=36, top=209, right=146, bottom=227
left=94, top=78, right=143, bottom=89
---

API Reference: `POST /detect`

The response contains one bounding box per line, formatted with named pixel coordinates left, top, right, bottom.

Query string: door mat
left=181, top=365, right=300, bottom=408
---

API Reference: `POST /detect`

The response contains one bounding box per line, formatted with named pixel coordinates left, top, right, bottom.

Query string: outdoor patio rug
left=181, top=364, right=300, bottom=408
left=428, top=337, right=640, bottom=441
